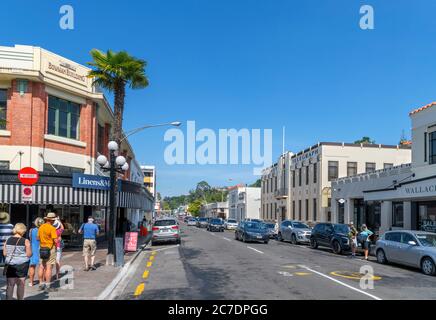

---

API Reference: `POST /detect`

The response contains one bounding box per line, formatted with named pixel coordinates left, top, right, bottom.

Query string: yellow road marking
left=142, top=270, right=149, bottom=279
left=147, top=261, right=152, bottom=267
left=151, top=251, right=156, bottom=256
left=330, top=271, right=382, bottom=281
left=134, top=283, right=145, bottom=296
left=149, top=255, right=155, bottom=261
left=281, top=265, right=296, bottom=269
left=294, top=272, right=311, bottom=276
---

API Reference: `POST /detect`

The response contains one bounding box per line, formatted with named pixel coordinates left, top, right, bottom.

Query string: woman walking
left=360, top=224, right=374, bottom=261
left=28, top=218, right=44, bottom=286
left=53, top=218, right=64, bottom=280
left=3, top=223, right=32, bottom=300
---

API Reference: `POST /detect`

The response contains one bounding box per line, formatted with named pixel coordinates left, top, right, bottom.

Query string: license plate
left=257, top=235, right=262, bottom=239
left=162, top=228, right=171, bottom=232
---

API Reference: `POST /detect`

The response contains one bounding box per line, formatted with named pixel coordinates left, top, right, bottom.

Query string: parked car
left=310, top=223, right=351, bottom=254
left=278, top=220, right=311, bottom=244
left=375, top=230, right=436, bottom=276
left=245, top=218, right=264, bottom=223
left=235, top=221, right=269, bottom=244
left=224, top=219, right=238, bottom=230
left=187, top=217, right=197, bottom=226
left=197, top=217, right=209, bottom=228
left=207, top=218, right=225, bottom=232
left=152, top=218, right=181, bottom=245
left=263, top=222, right=277, bottom=239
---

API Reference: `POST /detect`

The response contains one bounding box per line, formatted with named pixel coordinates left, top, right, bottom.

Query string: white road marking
left=299, top=265, right=382, bottom=300
left=62, top=253, right=75, bottom=259
left=247, top=246, right=264, bottom=254
left=221, top=237, right=231, bottom=241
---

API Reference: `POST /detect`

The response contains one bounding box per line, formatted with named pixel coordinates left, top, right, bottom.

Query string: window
left=306, top=166, right=309, bottom=185
left=430, top=131, right=436, bottom=165
left=347, top=162, right=357, bottom=177
left=298, top=168, right=302, bottom=186
left=392, top=202, right=404, bottom=228
left=0, top=89, right=7, bottom=130
left=384, top=163, right=393, bottom=169
left=328, top=161, right=339, bottom=181
left=274, top=203, right=277, bottom=219
left=43, top=163, right=84, bottom=174
left=385, top=232, right=401, bottom=242
left=313, top=163, right=317, bottom=184
left=292, top=201, right=295, bottom=220
left=400, top=233, right=416, bottom=244
left=305, top=199, right=309, bottom=221
left=365, top=162, right=376, bottom=173
left=424, top=132, right=428, bottom=162
left=292, top=171, right=295, bottom=188
left=97, top=124, right=104, bottom=154
left=0, top=161, right=9, bottom=170
left=313, top=199, right=317, bottom=221
left=298, top=200, right=302, bottom=220
left=48, top=96, right=81, bottom=139
left=275, top=176, right=278, bottom=191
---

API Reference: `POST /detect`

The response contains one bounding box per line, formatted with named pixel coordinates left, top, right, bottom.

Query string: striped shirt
left=0, top=223, right=14, bottom=248
left=5, top=237, right=28, bottom=265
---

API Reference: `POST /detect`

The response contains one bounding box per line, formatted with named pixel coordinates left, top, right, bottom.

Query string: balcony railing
left=274, top=188, right=289, bottom=199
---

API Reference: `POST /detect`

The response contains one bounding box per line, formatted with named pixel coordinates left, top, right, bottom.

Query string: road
left=114, top=223, right=436, bottom=300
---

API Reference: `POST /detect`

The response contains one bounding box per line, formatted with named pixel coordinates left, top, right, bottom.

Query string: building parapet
left=333, top=163, right=412, bottom=185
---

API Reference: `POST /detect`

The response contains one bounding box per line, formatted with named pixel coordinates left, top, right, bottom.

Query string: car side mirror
left=408, top=241, right=417, bottom=246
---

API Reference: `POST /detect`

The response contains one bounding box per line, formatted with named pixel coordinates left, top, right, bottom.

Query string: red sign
left=124, top=232, right=138, bottom=252
left=18, top=167, right=39, bottom=185
left=22, top=186, right=33, bottom=202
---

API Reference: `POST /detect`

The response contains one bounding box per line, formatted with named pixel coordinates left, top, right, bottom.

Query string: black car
left=235, top=221, right=269, bottom=244
left=207, top=218, right=224, bottom=232
left=310, top=223, right=351, bottom=254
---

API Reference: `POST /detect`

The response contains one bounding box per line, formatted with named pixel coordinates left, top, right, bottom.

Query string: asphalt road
left=115, top=223, right=436, bottom=300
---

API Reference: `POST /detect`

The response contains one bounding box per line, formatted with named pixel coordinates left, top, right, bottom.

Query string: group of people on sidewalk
left=348, top=222, right=374, bottom=260
left=0, top=212, right=99, bottom=300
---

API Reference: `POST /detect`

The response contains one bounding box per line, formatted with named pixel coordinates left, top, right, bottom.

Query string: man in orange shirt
left=37, top=212, right=58, bottom=292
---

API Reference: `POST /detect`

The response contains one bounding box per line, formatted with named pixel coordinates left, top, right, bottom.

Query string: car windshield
left=199, top=218, right=208, bottom=222
left=333, top=224, right=350, bottom=234
left=264, top=223, right=275, bottom=228
left=227, top=219, right=237, bottom=223
left=245, top=222, right=265, bottom=230
left=415, top=233, right=436, bottom=247
left=292, top=222, right=309, bottom=229
left=154, top=220, right=177, bottom=226
left=211, top=219, right=223, bottom=224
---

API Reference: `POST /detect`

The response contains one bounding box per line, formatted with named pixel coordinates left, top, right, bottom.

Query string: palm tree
left=87, top=49, right=149, bottom=145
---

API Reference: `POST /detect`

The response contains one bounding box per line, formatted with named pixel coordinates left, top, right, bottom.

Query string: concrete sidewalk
left=0, top=235, right=151, bottom=300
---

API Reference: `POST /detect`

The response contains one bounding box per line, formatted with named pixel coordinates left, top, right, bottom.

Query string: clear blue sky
left=2, top=0, right=436, bottom=196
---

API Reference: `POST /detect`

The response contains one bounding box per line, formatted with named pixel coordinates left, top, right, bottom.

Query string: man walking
left=78, top=216, right=99, bottom=271
left=37, top=212, right=59, bottom=291
left=0, top=212, right=14, bottom=266
left=348, top=221, right=358, bottom=258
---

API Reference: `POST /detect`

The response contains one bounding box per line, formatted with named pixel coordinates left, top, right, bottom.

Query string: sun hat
left=34, top=217, right=44, bottom=227
left=44, top=212, right=57, bottom=221
left=0, top=211, right=10, bottom=224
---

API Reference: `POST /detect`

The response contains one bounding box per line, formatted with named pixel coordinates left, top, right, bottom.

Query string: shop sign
left=291, top=148, right=319, bottom=165
left=420, top=220, right=436, bottom=233
left=124, top=232, right=138, bottom=252
left=72, top=173, right=110, bottom=190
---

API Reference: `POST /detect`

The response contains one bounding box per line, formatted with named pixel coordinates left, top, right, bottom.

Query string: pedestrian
left=78, top=216, right=99, bottom=271
left=28, top=217, right=44, bottom=287
left=359, top=224, right=374, bottom=261
left=3, top=223, right=32, bottom=300
left=37, top=212, right=59, bottom=292
left=348, top=222, right=358, bottom=258
left=53, top=218, right=64, bottom=280
left=0, top=211, right=14, bottom=266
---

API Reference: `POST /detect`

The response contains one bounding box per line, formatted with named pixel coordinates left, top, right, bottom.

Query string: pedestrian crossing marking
left=143, top=270, right=149, bottom=279
left=147, top=261, right=152, bottom=267
left=134, top=283, right=145, bottom=296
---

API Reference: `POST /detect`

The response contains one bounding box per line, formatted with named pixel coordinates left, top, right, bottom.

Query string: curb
left=97, top=235, right=151, bottom=300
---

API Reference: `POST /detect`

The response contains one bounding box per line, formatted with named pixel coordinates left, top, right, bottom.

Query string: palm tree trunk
left=113, top=80, right=126, bottom=145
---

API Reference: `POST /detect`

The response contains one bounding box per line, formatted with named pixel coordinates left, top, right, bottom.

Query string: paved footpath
left=0, top=236, right=150, bottom=300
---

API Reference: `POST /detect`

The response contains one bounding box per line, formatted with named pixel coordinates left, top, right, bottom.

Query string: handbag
left=3, top=237, right=21, bottom=276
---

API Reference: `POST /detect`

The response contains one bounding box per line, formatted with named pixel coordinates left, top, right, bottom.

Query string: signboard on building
left=124, top=232, right=139, bottom=252
left=21, top=186, right=33, bottom=202
left=72, top=173, right=110, bottom=190
left=18, top=167, right=39, bottom=185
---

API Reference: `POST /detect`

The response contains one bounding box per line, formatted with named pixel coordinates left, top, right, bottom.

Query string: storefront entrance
left=353, top=199, right=381, bottom=232
left=416, top=201, right=436, bottom=233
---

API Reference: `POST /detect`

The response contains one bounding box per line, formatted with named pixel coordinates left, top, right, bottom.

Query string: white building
left=228, top=185, right=261, bottom=222
left=332, top=102, right=436, bottom=235
left=200, top=202, right=229, bottom=219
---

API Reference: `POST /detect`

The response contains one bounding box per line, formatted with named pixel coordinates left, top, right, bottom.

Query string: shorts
left=6, top=262, right=30, bottom=278
left=83, top=239, right=97, bottom=257
left=56, top=248, right=62, bottom=263
left=351, top=238, right=357, bottom=248
left=40, top=247, right=56, bottom=265
left=362, top=241, right=371, bottom=250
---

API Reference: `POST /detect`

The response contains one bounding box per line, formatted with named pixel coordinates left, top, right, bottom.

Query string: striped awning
left=117, top=191, right=152, bottom=210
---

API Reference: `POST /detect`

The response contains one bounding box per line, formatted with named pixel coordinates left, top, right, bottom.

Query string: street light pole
left=107, top=149, right=117, bottom=260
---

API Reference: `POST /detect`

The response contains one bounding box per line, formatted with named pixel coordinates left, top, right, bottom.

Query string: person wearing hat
left=0, top=211, right=14, bottom=266
left=53, top=218, right=64, bottom=280
left=28, top=217, right=44, bottom=286
left=348, top=221, right=358, bottom=258
left=37, top=212, right=59, bottom=292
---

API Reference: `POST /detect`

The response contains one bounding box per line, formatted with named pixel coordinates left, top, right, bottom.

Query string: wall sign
left=72, top=173, right=110, bottom=190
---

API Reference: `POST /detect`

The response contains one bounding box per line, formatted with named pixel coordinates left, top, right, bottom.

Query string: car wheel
left=376, top=249, right=388, bottom=264
left=242, top=234, right=246, bottom=243
left=421, top=257, right=436, bottom=276
left=310, top=238, right=318, bottom=249
left=291, top=234, right=298, bottom=245
left=332, top=240, right=342, bottom=254
left=264, top=240, right=269, bottom=244
left=278, top=232, right=283, bottom=242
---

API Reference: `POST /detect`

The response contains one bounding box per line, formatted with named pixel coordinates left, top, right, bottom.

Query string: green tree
left=88, top=49, right=149, bottom=144
left=249, top=179, right=261, bottom=187
left=354, top=136, right=375, bottom=144
left=187, top=199, right=202, bottom=217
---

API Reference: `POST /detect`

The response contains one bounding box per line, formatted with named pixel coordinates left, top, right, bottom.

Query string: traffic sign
left=18, top=167, right=39, bottom=185
left=22, top=186, right=33, bottom=202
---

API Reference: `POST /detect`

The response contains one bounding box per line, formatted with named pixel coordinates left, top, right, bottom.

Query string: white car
left=187, top=218, right=197, bottom=226
left=224, top=219, right=238, bottom=230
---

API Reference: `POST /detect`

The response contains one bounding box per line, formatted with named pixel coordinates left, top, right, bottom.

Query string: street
left=114, top=222, right=436, bottom=300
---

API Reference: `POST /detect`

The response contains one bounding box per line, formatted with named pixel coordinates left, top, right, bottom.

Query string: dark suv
left=310, top=223, right=351, bottom=254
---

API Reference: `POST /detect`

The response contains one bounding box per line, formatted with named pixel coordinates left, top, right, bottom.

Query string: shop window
left=0, top=161, right=9, bottom=170
left=0, top=89, right=7, bottom=130
left=338, top=201, right=344, bottom=224
left=328, top=161, right=339, bottom=181
left=392, top=202, right=404, bottom=228
left=347, top=162, right=357, bottom=177
left=365, top=162, right=376, bottom=173
left=429, top=132, right=436, bottom=165
left=47, top=95, right=81, bottom=140
left=418, top=202, right=436, bottom=233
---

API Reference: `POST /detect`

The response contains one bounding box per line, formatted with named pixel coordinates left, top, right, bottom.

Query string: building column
left=344, top=198, right=353, bottom=224
left=380, top=201, right=392, bottom=234
left=403, top=201, right=412, bottom=230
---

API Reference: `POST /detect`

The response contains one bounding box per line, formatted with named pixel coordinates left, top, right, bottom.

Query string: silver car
left=376, top=230, right=436, bottom=276
left=278, top=220, right=312, bottom=244
left=224, top=219, right=238, bottom=230
left=152, top=218, right=181, bottom=245
left=187, top=218, right=197, bottom=226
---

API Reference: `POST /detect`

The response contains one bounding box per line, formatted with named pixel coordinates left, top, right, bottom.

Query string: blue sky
left=2, top=0, right=436, bottom=196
